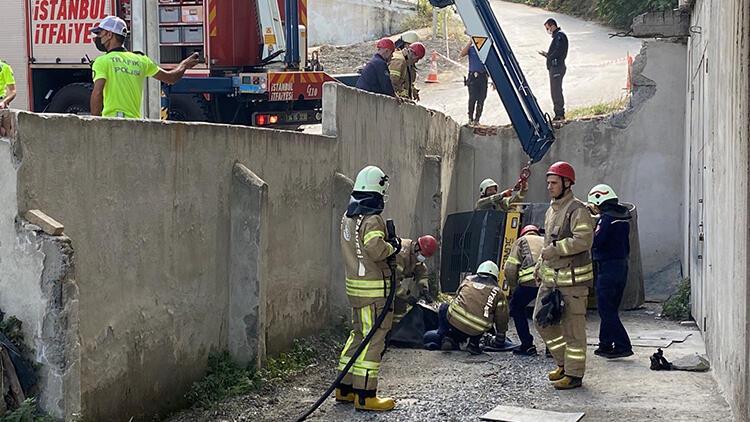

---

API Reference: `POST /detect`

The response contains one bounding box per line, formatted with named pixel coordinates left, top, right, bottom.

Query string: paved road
left=418, top=0, right=643, bottom=125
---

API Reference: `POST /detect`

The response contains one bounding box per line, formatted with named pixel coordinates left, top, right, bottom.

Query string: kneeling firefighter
left=336, top=165, right=400, bottom=411
left=393, top=235, right=439, bottom=325
left=423, top=261, right=509, bottom=355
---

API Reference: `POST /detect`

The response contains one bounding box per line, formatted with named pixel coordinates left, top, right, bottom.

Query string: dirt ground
left=169, top=303, right=732, bottom=421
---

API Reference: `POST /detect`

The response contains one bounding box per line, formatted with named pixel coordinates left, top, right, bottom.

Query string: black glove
left=387, top=237, right=402, bottom=256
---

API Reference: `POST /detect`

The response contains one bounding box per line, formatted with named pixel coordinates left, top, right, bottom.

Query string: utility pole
left=432, top=8, right=438, bottom=39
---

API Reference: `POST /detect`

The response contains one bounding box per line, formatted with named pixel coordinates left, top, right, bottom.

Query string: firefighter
left=0, top=59, right=17, bottom=109
left=475, top=178, right=528, bottom=211
left=504, top=224, right=544, bottom=356
left=89, top=16, right=199, bottom=119
left=393, top=235, right=439, bottom=325
left=337, top=165, right=400, bottom=411
left=533, top=161, right=595, bottom=390
left=394, top=30, right=420, bottom=50
left=356, top=38, right=396, bottom=97
left=588, top=184, right=633, bottom=359
left=423, top=261, right=508, bottom=355
left=389, top=42, right=426, bottom=101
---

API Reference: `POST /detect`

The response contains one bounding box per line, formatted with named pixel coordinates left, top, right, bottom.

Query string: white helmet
left=354, top=165, right=389, bottom=195
left=479, top=178, right=499, bottom=196
left=401, top=31, right=419, bottom=44
left=588, top=184, right=618, bottom=206
left=477, top=260, right=499, bottom=279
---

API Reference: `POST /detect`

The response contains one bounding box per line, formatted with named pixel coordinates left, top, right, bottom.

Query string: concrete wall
left=0, top=129, right=80, bottom=419
left=450, top=40, right=687, bottom=298
left=308, top=0, right=415, bottom=45
left=685, top=0, right=750, bottom=419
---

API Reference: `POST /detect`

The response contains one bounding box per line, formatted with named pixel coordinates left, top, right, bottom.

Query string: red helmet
left=520, top=225, right=540, bottom=237
left=417, top=235, right=438, bottom=257
left=409, top=42, right=426, bottom=60
left=376, top=37, right=395, bottom=51
left=546, top=161, right=576, bottom=184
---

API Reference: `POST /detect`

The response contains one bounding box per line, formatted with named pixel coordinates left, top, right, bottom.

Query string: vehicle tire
left=168, top=94, right=211, bottom=122
left=46, top=82, right=92, bottom=115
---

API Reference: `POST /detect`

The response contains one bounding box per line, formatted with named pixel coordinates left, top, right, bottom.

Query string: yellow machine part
left=497, top=210, right=521, bottom=296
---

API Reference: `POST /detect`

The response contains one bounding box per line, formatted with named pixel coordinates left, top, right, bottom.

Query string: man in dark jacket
left=538, top=18, right=568, bottom=120
left=356, top=38, right=397, bottom=97
left=588, top=184, right=633, bottom=359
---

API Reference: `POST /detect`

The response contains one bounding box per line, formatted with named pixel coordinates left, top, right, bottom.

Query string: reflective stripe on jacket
left=341, top=213, right=395, bottom=307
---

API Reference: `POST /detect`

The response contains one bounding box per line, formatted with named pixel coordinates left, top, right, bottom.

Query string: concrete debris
left=671, top=354, right=710, bottom=372
left=24, top=209, right=64, bottom=236
left=631, top=10, right=691, bottom=38
left=481, top=405, right=584, bottom=422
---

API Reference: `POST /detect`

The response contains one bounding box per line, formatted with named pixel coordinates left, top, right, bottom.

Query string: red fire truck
left=2, top=0, right=353, bottom=126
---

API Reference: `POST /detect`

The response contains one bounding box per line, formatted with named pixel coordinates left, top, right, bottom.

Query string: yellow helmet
left=354, top=165, right=389, bottom=195
left=477, top=260, right=499, bottom=279
left=401, top=31, right=420, bottom=44
left=479, top=178, right=499, bottom=196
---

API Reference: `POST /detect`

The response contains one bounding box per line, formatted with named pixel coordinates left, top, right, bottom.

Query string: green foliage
left=662, top=278, right=691, bottom=320
left=504, top=0, right=677, bottom=29
left=0, top=316, right=32, bottom=359
left=402, top=0, right=464, bottom=37
left=567, top=96, right=629, bottom=119
left=0, top=399, right=55, bottom=422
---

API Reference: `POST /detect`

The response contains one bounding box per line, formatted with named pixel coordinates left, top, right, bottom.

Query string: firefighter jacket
left=356, top=54, right=396, bottom=97
left=389, top=50, right=418, bottom=100
left=504, top=233, right=544, bottom=291
left=537, top=190, right=595, bottom=288
left=447, top=275, right=505, bottom=337
left=341, top=213, right=396, bottom=308
left=475, top=189, right=525, bottom=211
left=395, top=238, right=429, bottom=300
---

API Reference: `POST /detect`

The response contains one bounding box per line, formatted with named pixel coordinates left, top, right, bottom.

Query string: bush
left=662, top=278, right=691, bottom=321
left=504, top=0, right=677, bottom=29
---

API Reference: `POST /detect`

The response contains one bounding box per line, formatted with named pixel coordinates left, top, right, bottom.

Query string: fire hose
left=295, top=219, right=398, bottom=421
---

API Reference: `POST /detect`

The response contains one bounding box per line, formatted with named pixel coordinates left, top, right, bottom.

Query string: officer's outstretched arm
left=553, top=208, right=594, bottom=256
left=153, top=53, right=200, bottom=85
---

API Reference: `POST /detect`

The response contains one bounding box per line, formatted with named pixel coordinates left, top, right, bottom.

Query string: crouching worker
left=423, top=261, right=508, bottom=355
left=393, top=235, right=439, bottom=325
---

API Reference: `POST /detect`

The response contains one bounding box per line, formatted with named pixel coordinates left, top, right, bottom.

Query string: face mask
left=94, top=36, right=107, bottom=52
left=416, top=254, right=427, bottom=262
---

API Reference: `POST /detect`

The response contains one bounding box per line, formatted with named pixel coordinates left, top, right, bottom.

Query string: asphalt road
left=417, top=0, right=643, bottom=125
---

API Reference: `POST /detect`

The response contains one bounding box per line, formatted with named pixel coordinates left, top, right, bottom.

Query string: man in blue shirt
left=588, top=184, right=633, bottom=359
left=460, top=40, right=488, bottom=126
left=356, top=38, right=396, bottom=97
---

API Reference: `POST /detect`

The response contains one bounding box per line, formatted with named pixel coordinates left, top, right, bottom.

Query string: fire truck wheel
left=168, top=94, right=210, bottom=122
left=46, top=83, right=93, bottom=115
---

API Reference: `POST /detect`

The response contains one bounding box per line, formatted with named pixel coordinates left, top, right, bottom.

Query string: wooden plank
left=0, top=347, right=25, bottom=407
left=24, top=209, right=64, bottom=236
left=481, top=405, right=584, bottom=422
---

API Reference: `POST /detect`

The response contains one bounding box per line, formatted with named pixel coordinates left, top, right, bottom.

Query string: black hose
left=295, top=221, right=398, bottom=422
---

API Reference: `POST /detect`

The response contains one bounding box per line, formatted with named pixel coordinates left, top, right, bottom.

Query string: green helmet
left=477, top=260, right=499, bottom=279
left=479, top=178, right=499, bottom=196
left=401, top=31, right=419, bottom=44
left=588, top=184, right=618, bottom=206
left=354, top=165, right=389, bottom=195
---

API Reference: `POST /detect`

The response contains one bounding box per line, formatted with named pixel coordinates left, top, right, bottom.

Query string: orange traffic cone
left=425, top=51, right=439, bottom=83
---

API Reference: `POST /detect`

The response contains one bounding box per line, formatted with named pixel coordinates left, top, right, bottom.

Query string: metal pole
left=432, top=8, right=438, bottom=39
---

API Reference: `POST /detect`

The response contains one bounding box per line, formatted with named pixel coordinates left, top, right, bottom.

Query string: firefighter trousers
left=338, top=298, right=393, bottom=392
left=533, top=284, right=589, bottom=378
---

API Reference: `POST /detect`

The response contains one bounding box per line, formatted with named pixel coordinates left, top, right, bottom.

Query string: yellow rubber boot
left=548, top=366, right=565, bottom=382
left=553, top=375, right=583, bottom=390
left=335, top=387, right=354, bottom=403
left=354, top=392, right=395, bottom=411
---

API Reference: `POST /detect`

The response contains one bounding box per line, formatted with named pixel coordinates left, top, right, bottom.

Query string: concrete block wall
left=0, top=134, right=80, bottom=419
left=450, top=40, right=688, bottom=298
left=685, top=0, right=750, bottom=419
left=308, top=0, right=415, bottom=45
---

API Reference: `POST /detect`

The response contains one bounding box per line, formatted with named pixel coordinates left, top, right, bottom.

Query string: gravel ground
left=169, top=304, right=732, bottom=421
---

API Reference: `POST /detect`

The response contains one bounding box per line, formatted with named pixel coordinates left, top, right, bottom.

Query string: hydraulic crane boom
left=430, top=0, right=555, bottom=163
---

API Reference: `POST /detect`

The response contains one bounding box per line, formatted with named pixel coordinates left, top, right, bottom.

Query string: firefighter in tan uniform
left=423, top=261, right=508, bottom=355
left=337, top=165, right=400, bottom=411
left=475, top=178, right=528, bottom=211
left=389, top=42, right=426, bottom=100
left=504, top=225, right=545, bottom=356
left=393, top=235, right=438, bottom=325
left=533, top=161, right=595, bottom=390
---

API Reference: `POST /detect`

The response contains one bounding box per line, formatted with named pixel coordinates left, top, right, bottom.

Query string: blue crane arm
left=430, top=0, right=554, bottom=163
